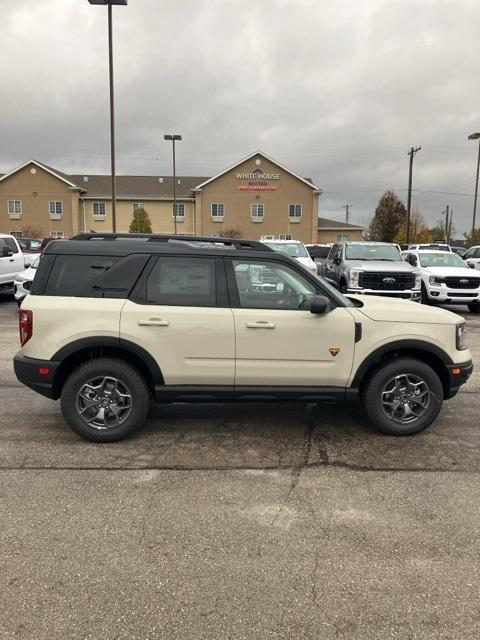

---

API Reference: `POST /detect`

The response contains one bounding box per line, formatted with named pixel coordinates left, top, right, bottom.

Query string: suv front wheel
left=61, top=358, right=150, bottom=442
left=362, top=358, right=443, bottom=436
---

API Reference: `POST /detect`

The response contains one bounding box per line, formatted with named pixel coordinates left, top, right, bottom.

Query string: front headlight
left=456, top=323, right=467, bottom=351
left=414, top=272, right=422, bottom=289
left=428, top=275, right=436, bottom=285
left=349, top=270, right=362, bottom=288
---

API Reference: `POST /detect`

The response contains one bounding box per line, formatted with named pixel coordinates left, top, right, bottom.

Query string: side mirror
left=1, top=247, right=13, bottom=258
left=468, top=262, right=475, bottom=269
left=310, top=295, right=331, bottom=315
left=333, top=256, right=341, bottom=265
left=24, top=263, right=31, bottom=269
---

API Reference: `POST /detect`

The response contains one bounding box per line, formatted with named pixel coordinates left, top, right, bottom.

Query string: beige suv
left=14, top=233, right=473, bottom=442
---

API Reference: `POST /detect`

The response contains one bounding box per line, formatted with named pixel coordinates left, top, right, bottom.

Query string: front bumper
left=347, top=288, right=421, bottom=301
left=427, top=284, right=480, bottom=304
left=445, top=360, right=473, bottom=398
left=14, top=352, right=61, bottom=399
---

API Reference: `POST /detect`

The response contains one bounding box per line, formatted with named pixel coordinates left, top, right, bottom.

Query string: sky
left=1, top=0, right=480, bottom=235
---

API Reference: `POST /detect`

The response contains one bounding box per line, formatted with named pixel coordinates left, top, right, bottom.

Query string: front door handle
left=138, top=318, right=170, bottom=326
left=246, top=321, right=276, bottom=329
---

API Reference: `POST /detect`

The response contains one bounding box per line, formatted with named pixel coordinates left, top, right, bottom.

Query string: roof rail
left=70, top=233, right=273, bottom=252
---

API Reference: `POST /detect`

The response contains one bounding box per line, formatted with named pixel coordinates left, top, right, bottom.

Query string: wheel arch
left=351, top=340, right=453, bottom=399
left=51, top=337, right=164, bottom=399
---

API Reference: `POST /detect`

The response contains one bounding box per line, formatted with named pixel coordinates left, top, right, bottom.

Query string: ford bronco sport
left=14, top=233, right=473, bottom=442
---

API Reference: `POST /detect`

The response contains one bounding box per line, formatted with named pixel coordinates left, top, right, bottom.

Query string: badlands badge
left=329, top=347, right=341, bottom=357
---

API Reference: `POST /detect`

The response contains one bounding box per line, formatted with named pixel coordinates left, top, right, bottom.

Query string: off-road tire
left=362, top=357, right=443, bottom=436
left=61, top=358, right=150, bottom=442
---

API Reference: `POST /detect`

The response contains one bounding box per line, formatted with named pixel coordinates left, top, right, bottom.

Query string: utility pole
left=406, top=146, right=421, bottom=245
left=342, top=204, right=352, bottom=224
left=448, top=208, right=453, bottom=243
left=444, top=205, right=449, bottom=243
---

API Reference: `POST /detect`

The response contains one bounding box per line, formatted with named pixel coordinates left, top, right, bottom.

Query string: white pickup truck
left=0, top=234, right=30, bottom=292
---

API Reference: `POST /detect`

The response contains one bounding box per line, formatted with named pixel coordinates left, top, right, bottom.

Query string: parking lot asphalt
left=1, top=293, right=480, bottom=639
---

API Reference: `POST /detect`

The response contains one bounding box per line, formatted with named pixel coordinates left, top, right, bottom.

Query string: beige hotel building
left=0, top=151, right=364, bottom=243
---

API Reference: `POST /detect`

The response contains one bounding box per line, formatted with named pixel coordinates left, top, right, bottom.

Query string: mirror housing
left=310, top=295, right=330, bottom=315
left=468, top=261, right=475, bottom=269
left=24, top=262, right=31, bottom=269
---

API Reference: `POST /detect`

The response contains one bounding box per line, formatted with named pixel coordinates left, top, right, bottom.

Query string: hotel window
left=10, top=231, right=23, bottom=238
left=279, top=234, right=292, bottom=240
left=337, top=234, right=349, bottom=241
left=250, top=203, right=264, bottom=221
left=93, top=202, right=106, bottom=218
left=8, top=200, right=22, bottom=219
left=133, top=202, right=146, bottom=211
left=173, top=203, right=185, bottom=220
left=289, top=204, right=302, bottom=220
left=211, top=203, right=225, bottom=221
left=49, top=201, right=63, bottom=219
left=50, top=231, right=64, bottom=238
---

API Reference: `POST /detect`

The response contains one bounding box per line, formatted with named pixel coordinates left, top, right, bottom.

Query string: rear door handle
left=246, top=321, right=276, bottom=329
left=138, top=318, right=170, bottom=326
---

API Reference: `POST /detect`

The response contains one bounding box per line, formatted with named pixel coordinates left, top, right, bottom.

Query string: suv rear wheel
left=61, top=358, right=150, bottom=442
left=362, top=358, right=443, bottom=436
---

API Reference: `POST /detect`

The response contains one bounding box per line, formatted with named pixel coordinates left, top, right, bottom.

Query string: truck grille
left=442, top=277, right=480, bottom=289
left=359, top=272, right=415, bottom=290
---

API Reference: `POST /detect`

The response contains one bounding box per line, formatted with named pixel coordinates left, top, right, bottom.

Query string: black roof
left=45, top=233, right=283, bottom=261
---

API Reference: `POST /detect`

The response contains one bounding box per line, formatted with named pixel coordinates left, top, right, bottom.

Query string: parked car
left=262, top=239, right=318, bottom=274
left=40, top=236, right=68, bottom=251
left=463, top=245, right=480, bottom=271
left=17, top=237, right=42, bottom=254
left=306, top=244, right=332, bottom=274
left=14, top=254, right=41, bottom=306
left=0, top=234, right=29, bottom=293
left=408, top=243, right=452, bottom=252
left=402, top=250, right=480, bottom=312
left=13, top=233, right=472, bottom=442
left=321, top=241, right=421, bottom=300
left=450, top=246, right=468, bottom=258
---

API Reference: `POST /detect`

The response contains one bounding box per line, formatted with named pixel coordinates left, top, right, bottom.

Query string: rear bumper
left=446, top=360, right=473, bottom=398
left=14, top=352, right=60, bottom=399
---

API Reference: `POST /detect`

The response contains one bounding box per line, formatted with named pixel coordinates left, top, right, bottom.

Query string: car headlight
left=428, top=276, right=436, bottom=285
left=414, top=273, right=422, bottom=289
left=456, top=323, right=467, bottom=351
left=349, top=270, right=362, bottom=288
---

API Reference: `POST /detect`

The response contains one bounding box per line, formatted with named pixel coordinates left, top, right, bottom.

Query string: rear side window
left=145, top=257, right=216, bottom=306
left=44, top=255, right=120, bottom=296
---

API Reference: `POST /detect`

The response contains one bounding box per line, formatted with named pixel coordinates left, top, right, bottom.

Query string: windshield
left=345, top=244, right=402, bottom=261
left=418, top=252, right=467, bottom=268
left=264, top=242, right=309, bottom=258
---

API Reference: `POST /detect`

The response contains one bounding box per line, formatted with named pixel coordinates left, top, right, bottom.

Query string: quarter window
left=49, top=201, right=63, bottom=218
left=146, top=257, right=216, bottom=307
left=251, top=203, right=264, bottom=221
left=8, top=200, right=22, bottom=218
left=289, top=204, right=302, bottom=219
left=232, top=259, right=316, bottom=310
left=44, top=255, right=119, bottom=296
left=93, top=202, right=106, bottom=217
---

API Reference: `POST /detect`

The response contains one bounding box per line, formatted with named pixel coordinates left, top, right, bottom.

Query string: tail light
left=19, top=310, right=33, bottom=346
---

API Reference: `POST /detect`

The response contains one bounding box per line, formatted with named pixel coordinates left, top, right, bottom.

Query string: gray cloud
left=1, top=0, right=479, bottom=233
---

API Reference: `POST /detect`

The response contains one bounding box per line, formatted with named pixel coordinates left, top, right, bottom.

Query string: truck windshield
left=264, top=242, right=309, bottom=258
left=418, top=252, right=467, bottom=268
left=345, top=244, right=402, bottom=261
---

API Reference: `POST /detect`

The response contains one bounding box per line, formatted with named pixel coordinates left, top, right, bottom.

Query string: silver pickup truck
left=321, top=241, right=421, bottom=300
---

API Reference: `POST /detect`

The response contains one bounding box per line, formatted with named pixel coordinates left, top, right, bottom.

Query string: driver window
left=232, top=260, right=316, bottom=310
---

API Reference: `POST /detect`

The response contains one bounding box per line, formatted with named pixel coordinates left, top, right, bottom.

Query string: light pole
left=406, top=146, right=421, bottom=246
left=164, top=134, right=182, bottom=234
left=88, top=0, right=127, bottom=233
left=468, top=132, right=480, bottom=246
